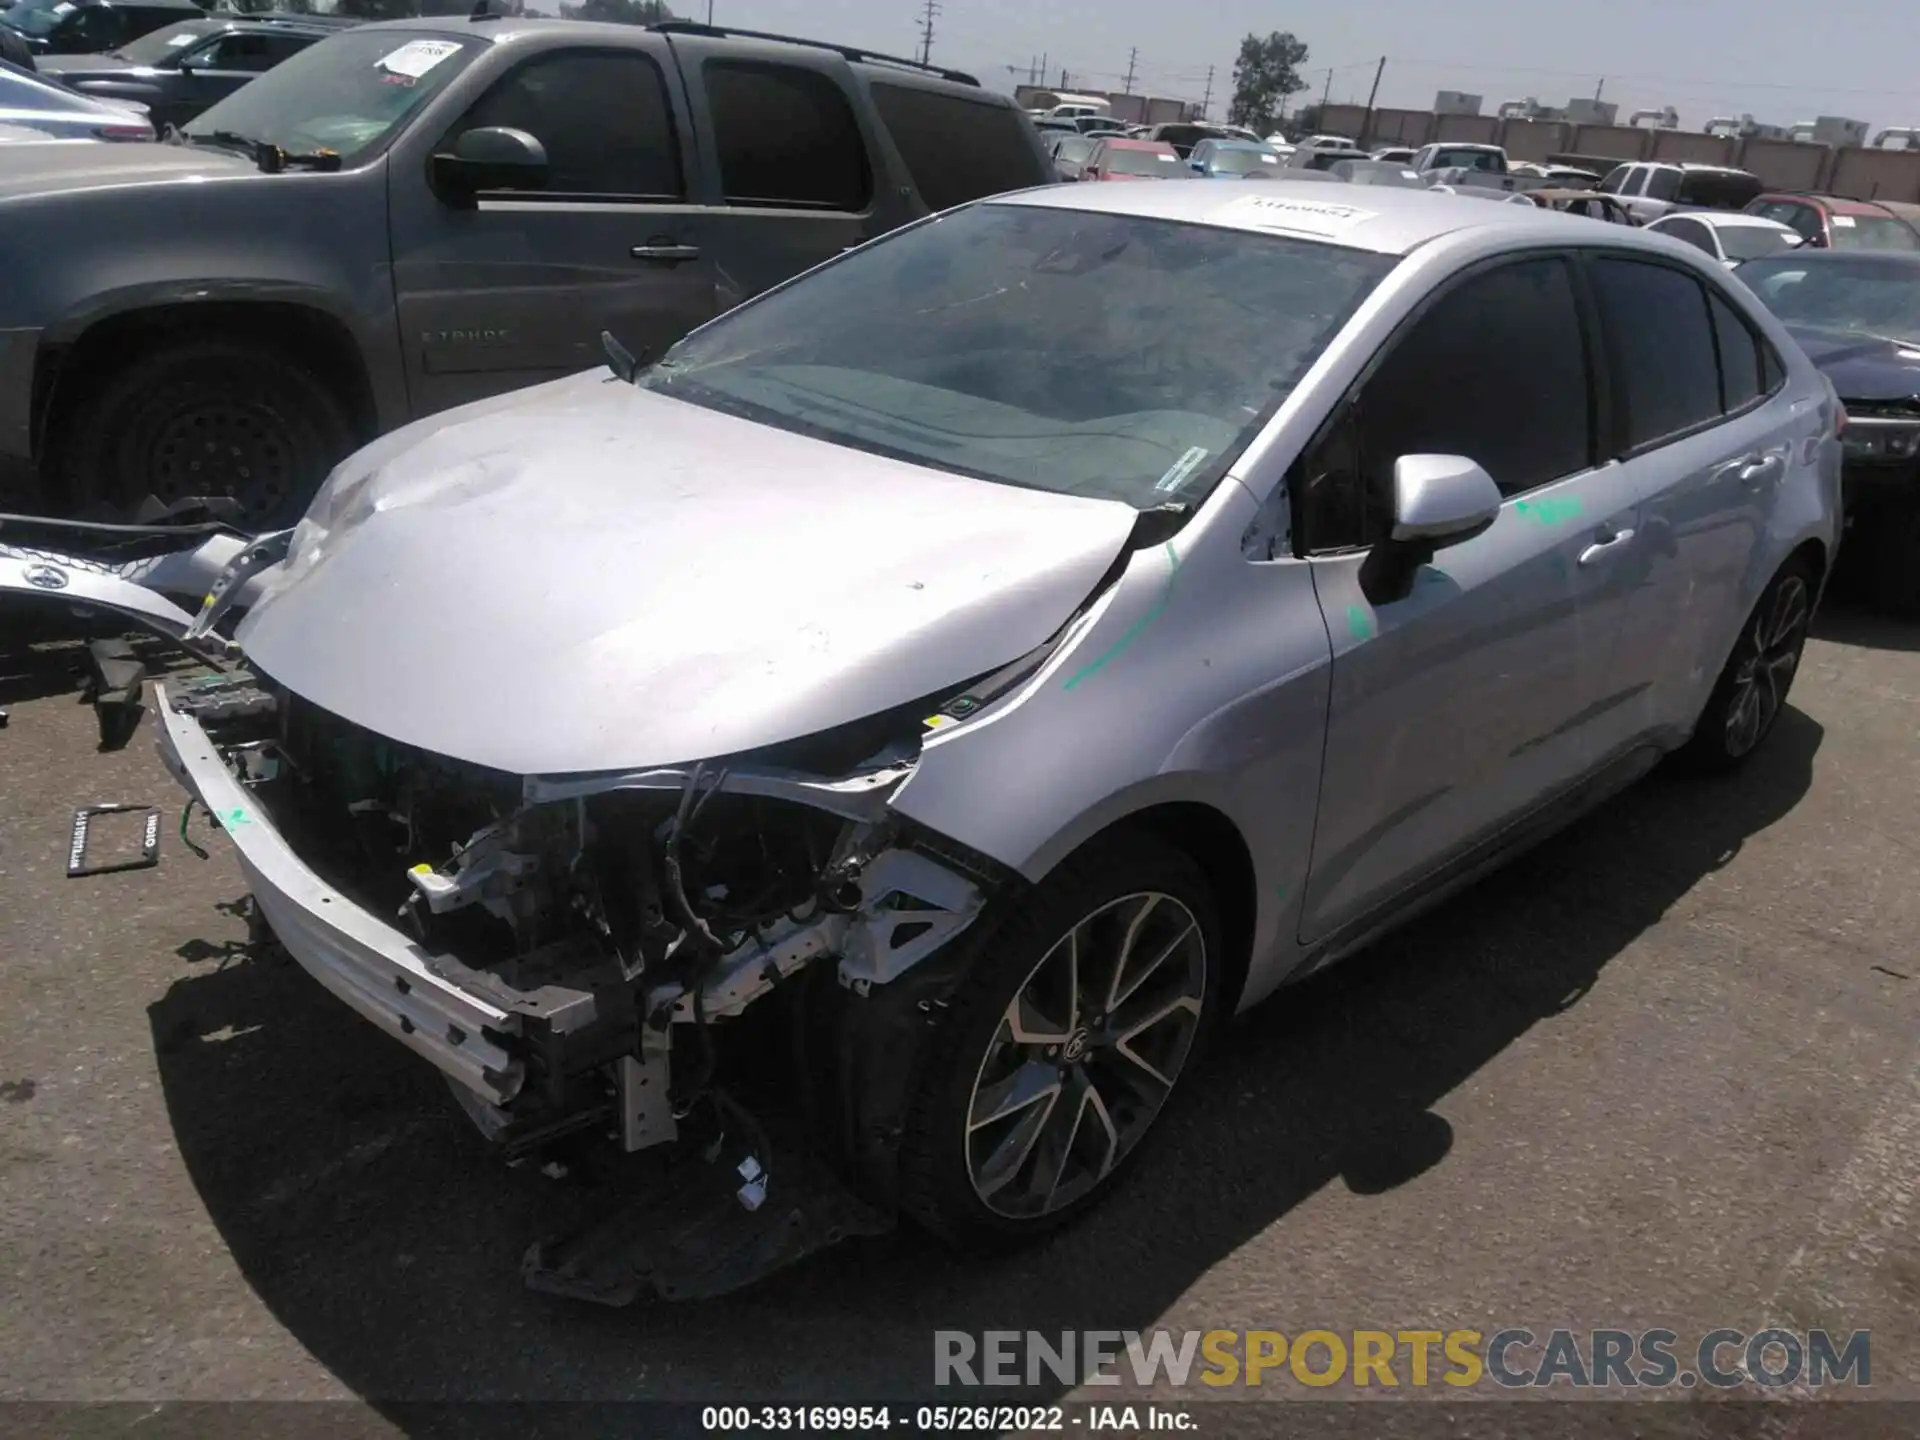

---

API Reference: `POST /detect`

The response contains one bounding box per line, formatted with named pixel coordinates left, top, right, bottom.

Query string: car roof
left=1101, top=137, right=1174, bottom=151
left=1753, top=191, right=1891, bottom=215
left=991, top=176, right=1699, bottom=256
left=1669, top=212, right=1794, bottom=228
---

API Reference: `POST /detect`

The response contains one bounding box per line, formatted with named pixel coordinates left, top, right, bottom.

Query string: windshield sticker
left=376, top=39, right=460, bottom=80
left=168, top=31, right=196, bottom=45
left=1259, top=154, right=1279, bottom=163
left=1223, top=193, right=1375, bottom=235
left=1832, top=215, right=1857, bottom=227
left=1154, top=445, right=1211, bottom=493
left=1155, top=154, right=1177, bottom=162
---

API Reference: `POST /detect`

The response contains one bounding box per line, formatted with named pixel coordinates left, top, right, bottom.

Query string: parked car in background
left=1410, top=141, right=1507, bottom=175
left=1138, top=121, right=1224, bottom=159
left=1301, top=132, right=1353, bottom=149
left=1285, top=144, right=1370, bottom=173
left=1072, top=113, right=1126, bottom=135
left=1647, top=211, right=1800, bottom=267
left=1739, top=249, right=1920, bottom=613
left=1370, top=145, right=1416, bottom=164
left=1187, top=136, right=1282, bottom=177
left=1598, top=161, right=1763, bottom=223
left=1048, top=130, right=1097, bottom=181
left=1082, top=135, right=1185, bottom=180
left=1, top=53, right=152, bottom=138
left=1744, top=193, right=1920, bottom=253
left=38, top=14, right=352, bottom=132
left=1331, top=158, right=1425, bottom=188
left=149, top=182, right=1836, bottom=1281
left=0, top=0, right=203, bottom=56
left=1510, top=162, right=1602, bottom=188
left=1530, top=188, right=1636, bottom=225
left=1209, top=123, right=1262, bottom=143
left=0, top=17, right=1053, bottom=524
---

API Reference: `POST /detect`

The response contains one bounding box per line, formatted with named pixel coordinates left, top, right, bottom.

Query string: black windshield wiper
left=176, top=130, right=341, bottom=173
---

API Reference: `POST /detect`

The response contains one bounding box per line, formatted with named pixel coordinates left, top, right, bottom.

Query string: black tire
left=1866, top=502, right=1920, bottom=618
left=57, top=340, right=354, bottom=528
left=1674, top=556, right=1816, bottom=774
left=898, top=832, right=1224, bottom=1249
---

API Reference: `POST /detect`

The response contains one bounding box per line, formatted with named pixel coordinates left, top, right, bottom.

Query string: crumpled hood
left=1786, top=324, right=1920, bottom=405
left=238, top=373, right=1141, bottom=776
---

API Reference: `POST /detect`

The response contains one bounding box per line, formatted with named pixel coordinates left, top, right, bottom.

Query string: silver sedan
left=158, top=180, right=1841, bottom=1278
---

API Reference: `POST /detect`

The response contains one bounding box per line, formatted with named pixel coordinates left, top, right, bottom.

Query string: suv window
left=1598, top=165, right=1627, bottom=194
left=1591, top=257, right=1721, bottom=447
left=450, top=50, right=682, bottom=199
left=1675, top=170, right=1763, bottom=209
left=1299, top=256, right=1593, bottom=550
left=705, top=61, right=871, bottom=211
left=195, top=31, right=305, bottom=71
left=868, top=82, right=1039, bottom=212
left=1646, top=168, right=1680, bottom=201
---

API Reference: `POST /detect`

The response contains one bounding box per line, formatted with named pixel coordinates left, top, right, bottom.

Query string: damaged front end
left=155, top=665, right=1017, bottom=1297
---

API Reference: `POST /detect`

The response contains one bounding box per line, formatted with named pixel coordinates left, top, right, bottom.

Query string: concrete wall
left=1363, top=108, right=1434, bottom=145
left=1827, top=147, right=1920, bottom=201
left=1317, top=103, right=1371, bottom=139
left=1738, top=138, right=1827, bottom=191
left=1435, top=113, right=1501, bottom=144
left=1570, top=125, right=1651, bottom=163
left=1502, top=119, right=1570, bottom=163
left=1652, top=130, right=1736, bottom=165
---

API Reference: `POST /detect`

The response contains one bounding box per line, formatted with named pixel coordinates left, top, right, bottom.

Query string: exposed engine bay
left=162, top=664, right=1013, bottom=1275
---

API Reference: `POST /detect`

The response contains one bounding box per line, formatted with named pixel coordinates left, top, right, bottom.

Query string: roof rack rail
left=646, top=20, right=979, bottom=87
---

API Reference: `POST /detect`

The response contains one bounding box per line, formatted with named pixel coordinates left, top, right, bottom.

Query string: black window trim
left=1579, top=249, right=1784, bottom=460
left=1288, top=245, right=1606, bottom=558
left=438, top=45, right=688, bottom=207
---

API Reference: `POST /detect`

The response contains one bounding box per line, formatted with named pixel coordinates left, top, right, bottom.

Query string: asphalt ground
left=1, top=596, right=1916, bottom=1439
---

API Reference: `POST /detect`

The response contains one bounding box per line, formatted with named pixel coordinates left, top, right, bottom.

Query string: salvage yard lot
left=1, top=603, right=1917, bottom=1419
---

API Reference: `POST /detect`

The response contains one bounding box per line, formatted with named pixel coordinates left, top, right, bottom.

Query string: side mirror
left=1359, top=454, right=1502, bottom=605
left=430, top=126, right=548, bottom=209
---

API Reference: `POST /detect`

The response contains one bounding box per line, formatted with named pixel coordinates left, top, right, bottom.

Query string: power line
left=916, top=0, right=939, bottom=67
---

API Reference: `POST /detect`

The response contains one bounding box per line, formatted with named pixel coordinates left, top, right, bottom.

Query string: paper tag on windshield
left=168, top=31, right=196, bottom=45
left=377, top=39, right=460, bottom=80
left=1833, top=215, right=1857, bottom=227
left=1259, top=154, right=1278, bottom=163
left=1156, top=154, right=1177, bottom=162
left=1223, top=193, right=1373, bottom=236
left=1155, top=446, right=1210, bottom=493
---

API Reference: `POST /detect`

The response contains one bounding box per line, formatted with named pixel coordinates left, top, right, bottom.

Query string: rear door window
left=1708, top=291, right=1766, bottom=412
left=705, top=61, right=872, bottom=211
left=448, top=49, right=683, bottom=199
left=869, top=82, right=1041, bottom=211
left=1645, top=168, right=1680, bottom=201
left=1590, top=256, right=1722, bottom=448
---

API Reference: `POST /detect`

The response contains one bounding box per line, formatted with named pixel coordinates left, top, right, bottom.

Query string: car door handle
left=1577, top=528, right=1636, bottom=566
left=631, top=243, right=700, bottom=264
left=1738, top=454, right=1783, bottom=488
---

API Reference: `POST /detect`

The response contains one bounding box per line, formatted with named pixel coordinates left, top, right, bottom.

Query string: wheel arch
left=34, top=296, right=379, bottom=495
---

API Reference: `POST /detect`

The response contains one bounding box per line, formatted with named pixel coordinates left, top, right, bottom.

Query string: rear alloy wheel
left=1678, top=558, right=1814, bottom=772
left=899, top=835, right=1222, bottom=1246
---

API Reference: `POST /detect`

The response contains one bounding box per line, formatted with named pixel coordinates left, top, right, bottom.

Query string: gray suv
left=0, top=16, right=1052, bottom=522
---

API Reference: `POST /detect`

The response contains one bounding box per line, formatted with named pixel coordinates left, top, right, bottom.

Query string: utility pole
left=1358, top=55, right=1384, bottom=146
left=1594, top=76, right=1605, bottom=101
left=1122, top=47, right=1138, bottom=96
left=1200, top=63, right=1214, bottom=118
left=916, top=0, right=939, bottom=67
left=1319, top=66, right=1333, bottom=119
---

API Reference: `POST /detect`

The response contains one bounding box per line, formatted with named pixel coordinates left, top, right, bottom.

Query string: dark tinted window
left=1661, top=217, right=1715, bottom=255
left=1709, top=291, right=1763, bottom=411
left=706, top=62, right=870, bottom=210
left=1676, top=170, right=1762, bottom=208
left=1598, top=166, right=1627, bottom=194
left=451, top=50, right=681, bottom=198
left=1646, top=168, right=1680, bottom=201
left=1301, top=257, right=1592, bottom=548
left=1592, top=257, right=1721, bottom=447
left=197, top=31, right=307, bottom=71
left=869, top=82, right=1042, bottom=211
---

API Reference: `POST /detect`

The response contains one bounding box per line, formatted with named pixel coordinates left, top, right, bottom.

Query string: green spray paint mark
left=1062, top=543, right=1181, bottom=691
left=1514, top=494, right=1584, bottom=527
left=1272, top=882, right=1290, bottom=901
left=219, top=806, right=251, bottom=830
left=1346, top=604, right=1375, bottom=641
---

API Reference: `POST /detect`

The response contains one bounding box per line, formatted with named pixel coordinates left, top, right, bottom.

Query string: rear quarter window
left=704, top=61, right=872, bottom=211
left=868, top=82, right=1044, bottom=212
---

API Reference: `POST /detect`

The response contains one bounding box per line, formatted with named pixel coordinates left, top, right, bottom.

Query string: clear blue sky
left=671, top=0, right=1918, bottom=132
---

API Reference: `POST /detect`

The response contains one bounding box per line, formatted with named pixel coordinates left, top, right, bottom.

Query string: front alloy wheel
left=966, top=892, right=1207, bottom=1219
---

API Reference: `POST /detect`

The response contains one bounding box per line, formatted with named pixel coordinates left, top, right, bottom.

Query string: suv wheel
left=898, top=833, right=1222, bottom=1248
left=1676, top=556, right=1814, bottom=773
left=58, top=339, right=353, bottom=528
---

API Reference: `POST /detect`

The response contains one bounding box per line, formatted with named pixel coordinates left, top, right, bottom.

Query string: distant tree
left=557, top=0, right=676, bottom=22
left=1227, top=31, right=1309, bottom=136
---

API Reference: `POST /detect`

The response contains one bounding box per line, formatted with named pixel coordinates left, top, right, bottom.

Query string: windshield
left=1719, top=224, right=1800, bottom=261
left=113, top=20, right=216, bottom=65
left=636, top=203, right=1393, bottom=509
left=1740, top=256, right=1920, bottom=345
left=1831, top=216, right=1920, bottom=252
left=1212, top=147, right=1280, bottom=174
left=179, top=29, right=481, bottom=162
left=1, top=0, right=74, bottom=38
left=1434, top=148, right=1500, bottom=171
left=1106, top=146, right=1180, bottom=176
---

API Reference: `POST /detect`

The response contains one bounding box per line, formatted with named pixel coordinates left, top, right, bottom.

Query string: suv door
left=673, top=42, right=915, bottom=309
left=1628, top=167, right=1679, bottom=222
left=1296, top=254, right=1646, bottom=943
left=1583, top=253, right=1803, bottom=742
left=387, top=40, right=717, bottom=418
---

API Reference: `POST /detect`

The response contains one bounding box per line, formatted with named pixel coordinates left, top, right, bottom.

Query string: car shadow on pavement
left=1810, top=595, right=1920, bottom=653
left=146, top=707, right=1822, bottom=1421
